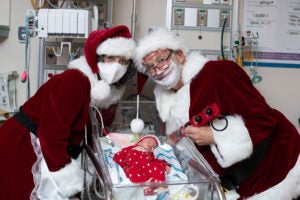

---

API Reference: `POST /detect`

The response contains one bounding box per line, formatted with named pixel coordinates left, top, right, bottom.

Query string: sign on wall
left=242, top=0, right=300, bottom=68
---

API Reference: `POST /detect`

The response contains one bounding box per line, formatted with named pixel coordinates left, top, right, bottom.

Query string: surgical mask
left=151, top=60, right=181, bottom=89
left=98, top=62, right=127, bottom=84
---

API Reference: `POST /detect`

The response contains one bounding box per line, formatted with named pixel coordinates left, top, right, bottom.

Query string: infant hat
left=135, top=135, right=161, bottom=147
left=84, top=25, right=136, bottom=74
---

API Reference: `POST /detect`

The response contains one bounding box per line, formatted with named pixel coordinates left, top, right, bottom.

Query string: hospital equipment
left=0, top=71, right=18, bottom=113
left=166, top=0, right=238, bottom=60
left=243, top=31, right=262, bottom=84
left=81, top=101, right=227, bottom=200
left=38, top=8, right=91, bottom=38
left=169, top=103, right=228, bottom=144
left=33, top=0, right=113, bottom=87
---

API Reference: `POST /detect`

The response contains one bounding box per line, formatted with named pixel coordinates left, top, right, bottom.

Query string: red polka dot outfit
left=113, top=141, right=168, bottom=183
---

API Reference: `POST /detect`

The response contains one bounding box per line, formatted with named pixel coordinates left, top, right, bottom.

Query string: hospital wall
left=0, top=0, right=299, bottom=131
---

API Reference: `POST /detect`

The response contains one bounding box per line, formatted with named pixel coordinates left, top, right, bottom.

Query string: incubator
left=82, top=101, right=226, bottom=200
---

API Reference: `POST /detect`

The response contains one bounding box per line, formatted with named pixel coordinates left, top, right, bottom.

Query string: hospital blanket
left=99, top=133, right=198, bottom=200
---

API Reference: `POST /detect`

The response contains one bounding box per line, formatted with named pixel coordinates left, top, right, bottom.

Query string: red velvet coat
left=190, top=60, right=300, bottom=198
left=153, top=52, right=300, bottom=199
left=0, top=69, right=91, bottom=199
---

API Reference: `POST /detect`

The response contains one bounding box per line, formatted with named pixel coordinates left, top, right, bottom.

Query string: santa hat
left=84, top=25, right=135, bottom=75
left=135, top=135, right=161, bottom=147
left=135, top=28, right=187, bottom=73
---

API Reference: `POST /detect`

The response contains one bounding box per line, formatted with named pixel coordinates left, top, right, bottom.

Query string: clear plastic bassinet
left=82, top=101, right=226, bottom=200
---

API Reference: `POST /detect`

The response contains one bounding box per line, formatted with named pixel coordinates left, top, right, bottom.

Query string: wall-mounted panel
left=166, top=0, right=238, bottom=60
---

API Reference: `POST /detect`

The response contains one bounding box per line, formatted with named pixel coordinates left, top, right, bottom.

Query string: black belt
left=13, top=107, right=81, bottom=159
left=219, top=134, right=272, bottom=190
left=13, top=106, right=38, bottom=136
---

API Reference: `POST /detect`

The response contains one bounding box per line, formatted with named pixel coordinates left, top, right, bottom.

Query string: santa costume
left=135, top=28, right=300, bottom=200
left=0, top=25, right=135, bottom=200
left=113, top=135, right=169, bottom=183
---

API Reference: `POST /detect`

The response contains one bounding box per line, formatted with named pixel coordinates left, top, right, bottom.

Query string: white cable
left=90, top=105, right=105, bottom=131
left=136, top=94, right=140, bottom=119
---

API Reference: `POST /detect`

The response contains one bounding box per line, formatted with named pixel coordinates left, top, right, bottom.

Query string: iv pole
left=131, top=0, right=137, bottom=39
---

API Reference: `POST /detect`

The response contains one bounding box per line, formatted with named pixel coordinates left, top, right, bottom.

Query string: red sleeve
left=30, top=69, right=90, bottom=171
left=190, top=61, right=277, bottom=145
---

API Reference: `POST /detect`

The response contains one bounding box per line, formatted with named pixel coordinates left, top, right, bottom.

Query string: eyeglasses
left=142, top=49, right=173, bottom=76
left=98, top=55, right=131, bottom=66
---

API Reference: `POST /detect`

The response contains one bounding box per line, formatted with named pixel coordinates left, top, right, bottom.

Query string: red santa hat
left=135, top=28, right=187, bottom=73
left=135, top=135, right=161, bottom=147
left=84, top=25, right=135, bottom=74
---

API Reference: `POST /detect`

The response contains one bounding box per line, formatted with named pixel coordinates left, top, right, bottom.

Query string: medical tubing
left=221, top=17, right=227, bottom=60
left=90, top=105, right=106, bottom=136
left=25, top=15, right=31, bottom=99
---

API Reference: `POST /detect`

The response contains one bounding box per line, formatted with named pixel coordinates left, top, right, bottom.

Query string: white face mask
left=151, top=60, right=181, bottom=89
left=98, top=62, right=128, bottom=84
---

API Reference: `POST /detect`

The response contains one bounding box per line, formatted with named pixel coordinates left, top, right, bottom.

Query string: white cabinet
left=0, top=0, right=10, bottom=37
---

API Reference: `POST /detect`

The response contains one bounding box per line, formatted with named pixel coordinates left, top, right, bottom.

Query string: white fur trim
left=90, top=80, right=111, bottom=106
left=96, top=86, right=125, bottom=108
left=210, top=115, right=253, bottom=168
left=154, top=86, right=176, bottom=122
left=50, top=158, right=84, bottom=197
left=152, top=51, right=208, bottom=135
left=135, top=28, right=188, bottom=72
left=154, top=84, right=190, bottom=135
left=181, top=51, right=209, bottom=84
left=96, top=37, right=135, bottom=58
left=152, top=51, right=207, bottom=135
left=68, top=56, right=94, bottom=78
left=247, top=155, right=300, bottom=200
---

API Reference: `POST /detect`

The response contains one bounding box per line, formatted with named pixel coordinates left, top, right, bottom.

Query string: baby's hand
left=166, top=166, right=172, bottom=174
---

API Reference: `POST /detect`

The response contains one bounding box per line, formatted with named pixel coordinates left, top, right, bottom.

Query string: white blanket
left=99, top=133, right=200, bottom=200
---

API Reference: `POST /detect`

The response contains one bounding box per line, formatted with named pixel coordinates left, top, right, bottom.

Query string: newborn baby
left=113, top=135, right=171, bottom=183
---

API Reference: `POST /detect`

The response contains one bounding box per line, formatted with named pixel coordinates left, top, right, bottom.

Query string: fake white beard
left=151, top=60, right=181, bottom=89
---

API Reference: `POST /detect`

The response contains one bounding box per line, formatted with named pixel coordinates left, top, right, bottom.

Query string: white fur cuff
left=50, top=158, right=84, bottom=197
left=210, top=115, right=253, bottom=168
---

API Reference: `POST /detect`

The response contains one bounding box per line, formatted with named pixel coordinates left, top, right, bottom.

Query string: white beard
left=68, top=56, right=125, bottom=108
left=151, top=60, right=181, bottom=89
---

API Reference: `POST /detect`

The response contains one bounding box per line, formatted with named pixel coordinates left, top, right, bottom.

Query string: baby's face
left=138, top=138, right=158, bottom=151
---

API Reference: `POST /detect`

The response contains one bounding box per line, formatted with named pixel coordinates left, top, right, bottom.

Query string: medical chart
left=242, top=0, right=300, bottom=66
